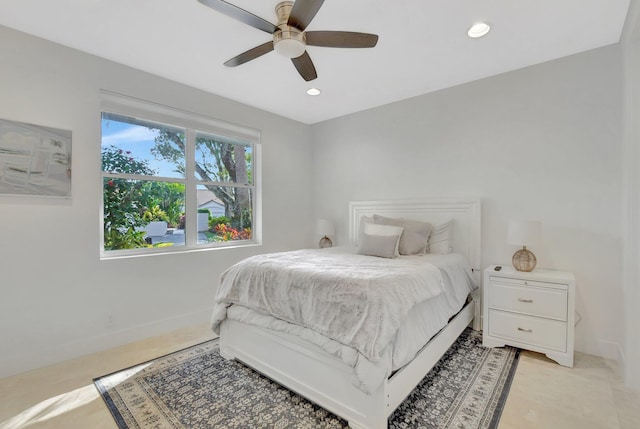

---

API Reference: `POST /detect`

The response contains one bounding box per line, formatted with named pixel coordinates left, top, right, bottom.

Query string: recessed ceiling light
left=306, top=88, right=321, bottom=96
left=467, top=22, right=491, bottom=38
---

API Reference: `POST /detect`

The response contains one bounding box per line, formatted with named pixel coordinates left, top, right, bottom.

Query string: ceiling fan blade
left=291, top=51, right=317, bottom=81
left=224, top=42, right=274, bottom=67
left=288, top=0, right=325, bottom=31
left=197, top=0, right=278, bottom=34
left=306, top=31, right=379, bottom=48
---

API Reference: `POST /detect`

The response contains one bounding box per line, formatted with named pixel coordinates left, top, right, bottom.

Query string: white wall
left=0, top=25, right=314, bottom=378
left=622, top=0, right=640, bottom=390
left=311, top=45, right=624, bottom=360
left=0, top=19, right=632, bottom=383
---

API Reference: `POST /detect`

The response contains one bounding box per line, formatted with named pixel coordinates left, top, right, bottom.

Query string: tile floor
left=0, top=323, right=638, bottom=429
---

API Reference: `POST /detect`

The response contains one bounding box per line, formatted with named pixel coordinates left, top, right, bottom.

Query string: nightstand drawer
left=489, top=282, right=568, bottom=321
left=487, top=309, right=567, bottom=352
left=488, top=276, right=566, bottom=291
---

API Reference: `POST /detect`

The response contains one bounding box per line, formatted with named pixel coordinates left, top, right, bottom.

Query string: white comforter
left=211, top=247, right=447, bottom=362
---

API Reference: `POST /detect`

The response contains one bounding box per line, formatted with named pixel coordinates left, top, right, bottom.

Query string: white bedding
left=391, top=253, right=478, bottom=368
left=212, top=247, right=448, bottom=361
left=211, top=248, right=477, bottom=393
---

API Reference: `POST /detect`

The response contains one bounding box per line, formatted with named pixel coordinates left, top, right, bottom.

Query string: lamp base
left=512, top=246, right=537, bottom=272
left=319, top=235, right=332, bottom=248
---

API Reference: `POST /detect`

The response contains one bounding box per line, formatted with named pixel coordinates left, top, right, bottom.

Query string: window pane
left=103, top=178, right=186, bottom=250
left=101, top=113, right=185, bottom=179
left=195, top=132, right=252, bottom=185
left=100, top=93, right=259, bottom=256
left=196, top=184, right=253, bottom=244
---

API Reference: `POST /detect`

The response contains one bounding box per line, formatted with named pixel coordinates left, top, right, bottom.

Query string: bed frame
left=219, top=198, right=482, bottom=429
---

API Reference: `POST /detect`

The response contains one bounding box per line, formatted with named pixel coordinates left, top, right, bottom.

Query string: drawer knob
left=518, top=298, right=534, bottom=303
left=517, top=327, right=533, bottom=333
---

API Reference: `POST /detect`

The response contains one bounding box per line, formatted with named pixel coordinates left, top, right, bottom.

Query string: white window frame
left=100, top=90, right=261, bottom=259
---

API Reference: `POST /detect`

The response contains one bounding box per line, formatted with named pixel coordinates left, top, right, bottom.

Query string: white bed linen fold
left=392, top=253, right=478, bottom=368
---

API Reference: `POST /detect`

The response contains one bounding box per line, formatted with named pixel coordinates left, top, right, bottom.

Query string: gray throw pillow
left=373, top=214, right=432, bottom=255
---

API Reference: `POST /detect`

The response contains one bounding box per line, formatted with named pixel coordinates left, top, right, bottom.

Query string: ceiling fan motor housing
left=273, top=1, right=306, bottom=58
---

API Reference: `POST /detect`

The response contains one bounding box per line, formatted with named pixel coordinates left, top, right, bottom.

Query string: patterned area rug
left=94, top=328, right=519, bottom=429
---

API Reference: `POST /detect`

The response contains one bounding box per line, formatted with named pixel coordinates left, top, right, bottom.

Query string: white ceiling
left=0, top=0, right=631, bottom=124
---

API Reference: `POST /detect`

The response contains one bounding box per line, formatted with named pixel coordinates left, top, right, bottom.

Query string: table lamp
left=507, top=220, right=541, bottom=272
left=317, top=219, right=335, bottom=248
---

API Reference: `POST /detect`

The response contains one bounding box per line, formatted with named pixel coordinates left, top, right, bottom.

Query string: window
left=100, top=91, right=260, bottom=257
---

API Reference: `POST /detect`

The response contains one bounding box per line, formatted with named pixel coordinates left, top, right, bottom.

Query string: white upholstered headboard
left=349, top=198, right=482, bottom=273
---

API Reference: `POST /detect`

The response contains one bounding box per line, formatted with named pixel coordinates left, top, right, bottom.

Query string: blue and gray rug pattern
left=94, top=328, right=519, bottom=429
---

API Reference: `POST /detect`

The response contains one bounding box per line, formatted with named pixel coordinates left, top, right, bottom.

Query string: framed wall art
left=0, top=118, right=71, bottom=198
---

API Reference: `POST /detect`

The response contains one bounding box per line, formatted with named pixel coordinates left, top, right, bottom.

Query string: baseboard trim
left=576, top=337, right=622, bottom=363
left=0, top=308, right=211, bottom=379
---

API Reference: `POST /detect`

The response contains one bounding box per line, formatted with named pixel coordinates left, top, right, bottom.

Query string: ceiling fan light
left=467, top=22, right=491, bottom=38
left=306, top=88, right=321, bottom=96
left=273, top=28, right=306, bottom=58
left=274, top=38, right=306, bottom=58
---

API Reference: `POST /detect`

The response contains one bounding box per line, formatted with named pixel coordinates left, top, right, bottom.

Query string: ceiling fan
left=197, top=0, right=379, bottom=81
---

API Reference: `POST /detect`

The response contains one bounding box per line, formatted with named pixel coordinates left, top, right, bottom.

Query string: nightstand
left=483, top=265, right=575, bottom=367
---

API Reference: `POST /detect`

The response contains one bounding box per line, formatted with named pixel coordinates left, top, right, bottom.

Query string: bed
left=211, top=198, right=482, bottom=429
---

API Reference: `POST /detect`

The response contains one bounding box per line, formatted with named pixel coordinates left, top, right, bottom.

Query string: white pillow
left=362, top=223, right=404, bottom=257
left=428, top=220, right=452, bottom=254
left=373, top=214, right=432, bottom=255
left=359, top=215, right=374, bottom=237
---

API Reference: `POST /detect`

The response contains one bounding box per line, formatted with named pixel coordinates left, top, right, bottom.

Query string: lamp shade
left=316, top=219, right=335, bottom=236
left=507, top=220, right=541, bottom=246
